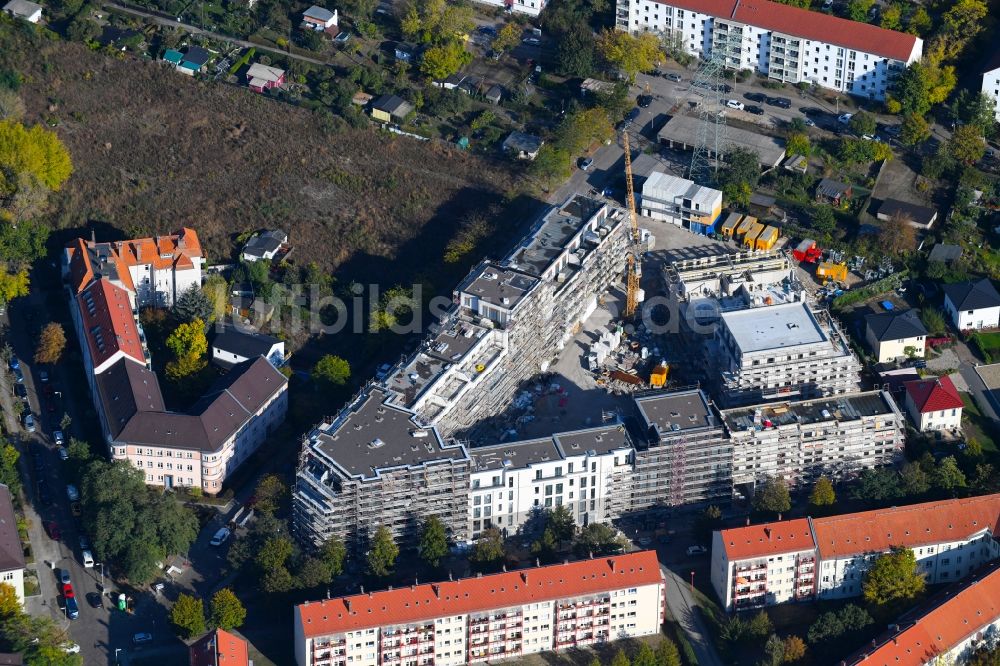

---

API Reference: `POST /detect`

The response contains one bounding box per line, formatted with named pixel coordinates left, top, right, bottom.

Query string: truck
left=792, top=239, right=822, bottom=263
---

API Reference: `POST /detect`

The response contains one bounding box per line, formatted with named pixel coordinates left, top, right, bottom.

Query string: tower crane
left=622, top=131, right=641, bottom=319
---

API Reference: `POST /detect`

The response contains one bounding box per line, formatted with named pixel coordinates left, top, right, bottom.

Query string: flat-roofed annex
left=721, top=301, right=826, bottom=354
left=635, top=389, right=715, bottom=434
left=459, top=264, right=539, bottom=311
left=311, top=388, right=469, bottom=480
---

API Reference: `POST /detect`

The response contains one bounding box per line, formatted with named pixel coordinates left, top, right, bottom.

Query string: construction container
left=816, top=261, right=848, bottom=282
left=734, top=215, right=758, bottom=241
left=742, top=222, right=765, bottom=249
left=755, top=225, right=779, bottom=251
left=792, top=239, right=818, bottom=263
left=719, top=213, right=743, bottom=240
left=649, top=365, right=669, bottom=388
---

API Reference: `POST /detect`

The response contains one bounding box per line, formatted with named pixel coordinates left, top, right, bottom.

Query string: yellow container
left=734, top=215, right=758, bottom=240
left=719, top=213, right=743, bottom=239
left=650, top=365, right=669, bottom=388
left=742, top=222, right=765, bottom=249
left=755, top=225, right=779, bottom=251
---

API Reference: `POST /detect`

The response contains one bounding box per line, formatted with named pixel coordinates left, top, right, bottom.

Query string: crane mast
left=623, top=132, right=640, bottom=319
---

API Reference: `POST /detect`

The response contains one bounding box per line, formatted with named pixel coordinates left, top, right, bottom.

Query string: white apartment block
left=0, top=486, right=25, bottom=607
left=293, top=551, right=665, bottom=666
left=713, top=300, right=862, bottom=406
left=616, top=0, right=922, bottom=101
left=721, top=390, right=904, bottom=490
left=640, top=172, right=722, bottom=233
left=711, top=493, right=1000, bottom=611
left=467, top=425, right=634, bottom=540
left=983, top=54, right=1000, bottom=122
left=470, top=0, right=545, bottom=17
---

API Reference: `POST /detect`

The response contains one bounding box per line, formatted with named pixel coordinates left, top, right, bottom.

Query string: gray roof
left=0, top=486, right=24, bottom=573
left=2, top=0, right=40, bottom=16
left=212, top=328, right=281, bottom=360
left=311, top=388, right=468, bottom=481
left=635, top=389, right=716, bottom=436
left=470, top=424, right=631, bottom=472
left=943, top=279, right=1000, bottom=311
left=878, top=198, right=937, bottom=226
left=502, top=131, right=543, bottom=154
left=303, top=4, right=335, bottom=21
left=817, top=178, right=851, bottom=198
left=508, top=194, right=606, bottom=277
left=371, top=94, right=413, bottom=116
left=555, top=424, right=630, bottom=456
left=95, top=358, right=165, bottom=439
left=928, top=244, right=962, bottom=264
left=459, top=263, right=539, bottom=310
left=183, top=46, right=211, bottom=67
left=721, top=301, right=826, bottom=354
left=657, top=115, right=786, bottom=167
left=722, top=390, right=896, bottom=431
left=243, top=229, right=286, bottom=257
left=865, top=309, right=928, bottom=342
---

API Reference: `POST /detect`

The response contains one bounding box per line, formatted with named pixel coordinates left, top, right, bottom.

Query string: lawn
left=960, top=391, right=999, bottom=453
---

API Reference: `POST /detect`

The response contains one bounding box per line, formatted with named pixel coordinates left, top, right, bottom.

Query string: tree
left=367, top=526, right=399, bottom=577
left=547, top=505, right=576, bottom=542
left=320, top=536, right=347, bottom=578
left=847, top=0, right=873, bottom=22
left=784, top=635, right=807, bottom=662
left=202, top=273, right=229, bottom=323
left=574, top=522, right=626, bottom=556
left=748, top=610, right=774, bottom=638
left=555, top=24, right=596, bottom=77
left=809, top=476, right=836, bottom=507
left=889, top=60, right=956, bottom=116
left=257, top=536, right=294, bottom=571
left=633, top=643, right=656, bottom=666
left=418, top=515, right=449, bottom=568
left=491, top=22, right=520, bottom=54
left=879, top=3, right=901, bottom=30
left=420, top=41, right=472, bottom=81
left=34, top=323, right=66, bottom=365
left=762, top=634, right=785, bottom=666
left=556, top=108, right=613, bottom=156
left=787, top=132, right=811, bottom=157
left=721, top=147, right=762, bottom=189
left=0, top=267, right=29, bottom=306
left=753, top=477, right=791, bottom=515
left=949, top=90, right=996, bottom=136
left=0, top=120, right=74, bottom=191
left=907, top=7, right=932, bottom=35
left=595, top=29, right=663, bottom=82
left=920, top=308, right=947, bottom=335
left=694, top=504, right=723, bottom=544
left=0, top=89, right=25, bottom=122
left=470, top=527, right=505, bottom=569
left=948, top=124, right=986, bottom=165
left=850, top=467, right=902, bottom=502
left=170, top=593, right=206, bottom=638
left=530, top=527, right=558, bottom=561
left=900, top=112, right=931, bottom=146
left=174, top=286, right=213, bottom=323
left=253, top=474, right=287, bottom=515
left=879, top=212, right=918, bottom=255
left=210, top=588, right=246, bottom=630
left=934, top=455, right=967, bottom=493
left=863, top=547, right=926, bottom=607
left=723, top=181, right=752, bottom=208
left=530, top=144, right=572, bottom=186
left=807, top=611, right=844, bottom=644
left=849, top=111, right=877, bottom=136
left=655, top=638, right=682, bottom=666
left=313, top=355, right=351, bottom=388
left=67, top=437, right=91, bottom=464
left=262, top=566, right=295, bottom=594
left=611, top=648, right=631, bottom=666
left=900, top=461, right=931, bottom=496
left=165, top=318, right=208, bottom=380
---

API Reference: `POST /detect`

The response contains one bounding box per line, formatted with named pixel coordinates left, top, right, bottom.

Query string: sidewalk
left=661, top=566, right=724, bottom=666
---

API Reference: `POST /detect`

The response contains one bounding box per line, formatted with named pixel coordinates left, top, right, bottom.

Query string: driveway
left=661, top=565, right=724, bottom=666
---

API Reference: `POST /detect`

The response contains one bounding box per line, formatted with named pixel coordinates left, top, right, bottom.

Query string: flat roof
left=311, top=389, right=469, bottom=480
left=634, top=389, right=716, bottom=434
left=721, top=301, right=826, bottom=354
left=556, top=424, right=631, bottom=457
left=459, top=263, right=539, bottom=310
left=425, top=319, right=489, bottom=363
left=642, top=172, right=721, bottom=208
left=722, top=390, right=897, bottom=432
left=658, top=116, right=787, bottom=167
left=508, top=195, right=606, bottom=277
left=470, top=424, right=631, bottom=472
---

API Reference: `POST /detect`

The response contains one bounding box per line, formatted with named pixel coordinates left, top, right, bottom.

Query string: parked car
left=86, top=592, right=102, bottom=608
left=66, top=484, right=79, bottom=502
left=744, top=92, right=765, bottom=102
left=133, top=633, right=153, bottom=645
left=210, top=528, right=232, bottom=546
left=7, top=357, right=18, bottom=371
left=59, top=569, right=71, bottom=586
left=837, top=112, right=854, bottom=124
left=637, top=94, right=653, bottom=108
left=800, top=106, right=824, bottom=115
left=70, top=502, right=81, bottom=517
left=12, top=367, right=23, bottom=383
left=79, top=535, right=90, bottom=550
left=725, top=99, right=745, bottom=110
left=12, top=384, right=26, bottom=399
left=44, top=521, right=60, bottom=540
left=23, top=413, right=35, bottom=433
left=686, top=545, right=708, bottom=556
left=62, top=582, right=74, bottom=598
left=39, top=369, right=49, bottom=383
left=62, top=643, right=80, bottom=654
left=624, top=107, right=641, bottom=124
left=53, top=430, right=64, bottom=446
left=64, top=596, right=79, bottom=620
left=578, top=157, right=594, bottom=171
left=521, top=36, right=540, bottom=45
left=766, top=96, right=791, bottom=108
left=82, top=550, right=94, bottom=568
left=665, top=72, right=683, bottom=82
left=58, top=447, right=68, bottom=461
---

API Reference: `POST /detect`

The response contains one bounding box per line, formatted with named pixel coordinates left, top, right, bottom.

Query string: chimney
left=777, top=513, right=782, bottom=521
left=609, top=558, right=616, bottom=572
left=448, top=571, right=454, bottom=581
left=764, top=527, right=771, bottom=540
left=476, top=573, right=483, bottom=578
left=345, top=599, right=351, bottom=612
left=535, top=558, right=540, bottom=567
left=432, top=584, right=440, bottom=598
left=521, top=572, right=528, bottom=584
left=136, top=243, right=142, bottom=262
left=746, top=516, right=750, bottom=526
left=360, top=585, right=364, bottom=594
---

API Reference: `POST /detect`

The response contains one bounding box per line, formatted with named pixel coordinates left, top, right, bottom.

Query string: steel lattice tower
left=688, top=31, right=739, bottom=185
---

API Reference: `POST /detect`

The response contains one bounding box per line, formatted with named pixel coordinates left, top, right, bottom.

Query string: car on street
left=838, top=112, right=854, bottom=124
left=665, top=72, right=683, bottom=82
left=58, top=447, right=68, bottom=461
left=82, top=550, right=94, bottom=568
left=210, top=528, right=232, bottom=546
left=44, top=521, right=60, bottom=540
left=578, top=157, right=594, bottom=171
left=725, top=99, right=745, bottom=110
left=71, top=502, right=81, bottom=517
left=686, top=545, right=708, bottom=556
left=23, top=413, right=35, bottom=433
left=624, top=107, right=640, bottom=124
left=53, top=430, right=64, bottom=446
left=862, top=134, right=883, bottom=142
left=7, top=357, right=18, bottom=371
left=637, top=94, right=653, bottom=108
left=64, top=596, right=79, bottom=620
left=802, top=118, right=816, bottom=127
left=39, top=369, right=49, bottom=383
left=86, top=592, right=102, bottom=608
left=744, top=92, right=765, bottom=102
left=59, top=569, right=71, bottom=586
left=766, top=96, right=792, bottom=108
left=12, top=367, right=23, bottom=383
left=66, top=484, right=79, bottom=502
left=521, top=37, right=540, bottom=45
left=133, top=633, right=153, bottom=645
left=800, top=106, right=824, bottom=115
left=13, top=384, right=26, bottom=399
left=62, top=582, right=74, bottom=598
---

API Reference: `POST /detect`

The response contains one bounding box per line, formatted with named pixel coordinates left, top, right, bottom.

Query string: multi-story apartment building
left=293, top=388, right=472, bottom=549
left=640, top=172, right=722, bottom=233
left=983, top=51, right=1000, bottom=123
left=467, top=425, right=634, bottom=540
left=714, top=300, right=862, bottom=406
left=663, top=250, right=794, bottom=302
left=470, top=0, right=545, bottom=16
left=0, top=485, right=26, bottom=607
left=630, top=389, right=733, bottom=509
left=711, top=493, right=1000, bottom=611
left=843, top=562, right=1000, bottom=665
left=64, top=228, right=203, bottom=308
left=293, top=551, right=665, bottom=666
left=721, top=390, right=905, bottom=490
left=615, top=0, right=922, bottom=101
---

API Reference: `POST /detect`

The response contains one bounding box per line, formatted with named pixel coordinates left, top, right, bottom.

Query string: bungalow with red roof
left=189, top=628, right=250, bottom=666
left=903, top=375, right=963, bottom=433
left=294, top=551, right=665, bottom=666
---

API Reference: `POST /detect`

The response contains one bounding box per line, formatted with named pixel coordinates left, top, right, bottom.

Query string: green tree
left=367, top=526, right=399, bottom=577
left=595, top=29, right=663, bottom=81
left=850, top=467, right=902, bottom=502
left=253, top=474, right=287, bottom=515
left=847, top=0, right=873, bottom=22
left=722, top=147, right=762, bottom=189
left=611, top=648, right=631, bottom=666
left=655, top=638, right=682, bottom=666
left=34, top=322, right=66, bottom=365
left=747, top=610, right=773, bottom=638
left=900, top=113, right=931, bottom=146
left=313, top=355, right=351, bottom=388
left=762, top=634, right=785, bottom=666
left=919, top=308, right=946, bottom=335
left=296, top=556, right=335, bottom=589
left=174, top=286, right=213, bottom=323
left=723, top=181, right=752, bottom=208
left=863, top=547, right=926, bottom=607
left=934, top=455, right=967, bottom=493
left=633, top=643, right=656, bottom=666
left=0, top=266, right=29, bottom=306
left=530, top=527, right=558, bottom=561
left=418, top=515, right=449, bottom=568
left=201, top=273, right=229, bottom=323
left=320, top=536, right=347, bottom=578
left=555, top=24, right=596, bottom=77
left=262, top=566, right=295, bottom=593
left=547, top=505, right=576, bottom=542
left=849, top=111, right=877, bottom=136
left=694, top=504, right=723, bottom=544
left=530, top=144, right=572, bottom=186
left=787, top=132, right=811, bottom=157
left=879, top=3, right=901, bottom=30
left=888, top=59, right=956, bottom=116
left=257, top=536, right=294, bottom=571
left=753, top=477, right=791, bottom=515
left=470, top=527, right=505, bottom=570
left=809, top=476, right=836, bottom=507
left=907, top=7, right=932, bottom=35
left=807, top=611, right=844, bottom=644
left=0, top=120, right=74, bottom=191
left=491, top=22, right=520, bottom=54
left=66, top=438, right=91, bottom=464
left=165, top=318, right=208, bottom=380
left=948, top=124, right=986, bottom=165
left=420, top=41, right=472, bottom=80
left=556, top=107, right=613, bottom=156
left=210, top=588, right=246, bottom=630
left=573, top=522, right=626, bottom=556
left=949, top=90, right=996, bottom=135
left=901, top=461, right=931, bottom=496
left=170, top=593, right=206, bottom=638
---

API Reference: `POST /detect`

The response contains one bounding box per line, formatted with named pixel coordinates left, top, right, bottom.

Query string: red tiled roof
left=77, top=279, right=145, bottom=370
left=296, top=551, right=663, bottom=638
left=720, top=519, right=815, bottom=561
left=65, top=238, right=136, bottom=295
left=847, top=564, right=1000, bottom=666
left=651, top=0, right=920, bottom=62
left=116, top=227, right=203, bottom=271
left=189, top=628, right=250, bottom=666
left=813, top=494, right=1000, bottom=559
left=904, top=375, right=964, bottom=413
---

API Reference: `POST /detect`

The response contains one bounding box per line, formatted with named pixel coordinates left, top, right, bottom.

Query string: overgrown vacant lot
left=2, top=26, right=519, bottom=279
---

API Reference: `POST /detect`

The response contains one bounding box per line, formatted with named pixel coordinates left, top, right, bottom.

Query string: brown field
left=1, top=25, right=521, bottom=282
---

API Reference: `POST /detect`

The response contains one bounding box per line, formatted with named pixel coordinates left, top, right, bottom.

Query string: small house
left=176, top=46, right=211, bottom=75
left=437, top=73, right=466, bottom=90
left=211, top=328, right=285, bottom=369
left=162, top=49, right=184, bottom=67
left=485, top=84, right=503, bottom=104
left=864, top=308, right=927, bottom=363
left=748, top=193, right=776, bottom=218
left=246, top=62, right=285, bottom=93
left=2, top=0, right=41, bottom=23
left=942, top=278, right=1000, bottom=331
left=98, top=26, right=142, bottom=51
left=302, top=5, right=339, bottom=33
left=241, top=229, right=287, bottom=262
left=394, top=42, right=417, bottom=63
left=877, top=198, right=938, bottom=229
left=815, top=178, right=852, bottom=205
left=190, top=629, right=250, bottom=666
left=782, top=154, right=808, bottom=174
left=928, top=244, right=962, bottom=265
left=370, top=94, right=413, bottom=123
left=351, top=91, right=373, bottom=106
left=502, top=131, right=543, bottom=161
left=903, top=375, right=963, bottom=433
left=580, top=78, right=614, bottom=96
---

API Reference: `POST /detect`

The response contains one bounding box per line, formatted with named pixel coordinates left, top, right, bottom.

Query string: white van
left=210, top=528, right=231, bottom=546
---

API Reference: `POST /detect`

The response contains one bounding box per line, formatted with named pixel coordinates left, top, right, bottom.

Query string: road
left=661, top=566, right=724, bottom=666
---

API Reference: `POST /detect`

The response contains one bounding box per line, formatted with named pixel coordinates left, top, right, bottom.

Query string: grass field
left=961, top=391, right=999, bottom=453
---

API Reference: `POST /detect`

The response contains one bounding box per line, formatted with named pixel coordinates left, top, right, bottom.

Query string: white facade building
left=2, top=0, right=41, bottom=22
left=943, top=278, right=1000, bottom=331
left=294, top=551, right=665, bottom=666
left=616, top=0, right=923, bottom=101
left=983, top=53, right=1000, bottom=123
left=470, top=0, right=545, bottom=17
left=0, top=485, right=25, bottom=607
left=902, top=375, right=964, bottom=434
left=640, top=172, right=722, bottom=232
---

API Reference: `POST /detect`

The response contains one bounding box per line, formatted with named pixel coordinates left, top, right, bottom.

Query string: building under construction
left=664, top=249, right=795, bottom=302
